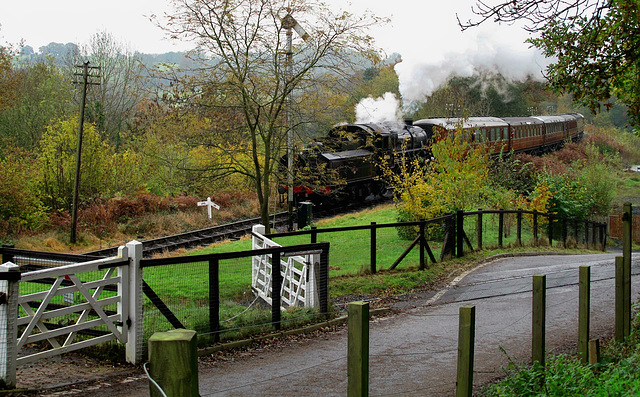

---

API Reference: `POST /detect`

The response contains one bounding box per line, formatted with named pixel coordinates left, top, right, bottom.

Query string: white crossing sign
left=197, top=197, right=221, bottom=219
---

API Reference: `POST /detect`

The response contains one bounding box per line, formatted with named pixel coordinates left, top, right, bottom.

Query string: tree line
left=0, top=0, right=637, bottom=243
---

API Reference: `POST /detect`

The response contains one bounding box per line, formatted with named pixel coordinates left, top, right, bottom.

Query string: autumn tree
left=157, top=0, right=386, bottom=225
left=459, top=0, right=640, bottom=129
left=0, top=43, right=20, bottom=120
left=383, top=126, right=491, bottom=224
left=38, top=117, right=144, bottom=211
left=0, top=58, right=74, bottom=150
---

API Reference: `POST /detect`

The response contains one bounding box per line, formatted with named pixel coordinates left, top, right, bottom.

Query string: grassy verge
left=481, top=313, right=640, bottom=396
left=137, top=203, right=601, bottom=345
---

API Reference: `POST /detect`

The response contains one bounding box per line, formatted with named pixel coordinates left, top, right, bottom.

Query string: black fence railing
left=139, top=242, right=330, bottom=345
left=267, top=209, right=607, bottom=275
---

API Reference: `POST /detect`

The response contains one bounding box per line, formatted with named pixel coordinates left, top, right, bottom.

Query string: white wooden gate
left=251, top=225, right=319, bottom=308
left=7, top=246, right=129, bottom=365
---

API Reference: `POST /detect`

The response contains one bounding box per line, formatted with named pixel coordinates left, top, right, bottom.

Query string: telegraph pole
left=70, top=61, right=100, bottom=244
left=282, top=10, right=310, bottom=230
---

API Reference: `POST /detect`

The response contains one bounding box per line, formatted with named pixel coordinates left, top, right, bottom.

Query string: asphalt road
left=193, top=253, right=632, bottom=397
left=39, top=252, right=636, bottom=397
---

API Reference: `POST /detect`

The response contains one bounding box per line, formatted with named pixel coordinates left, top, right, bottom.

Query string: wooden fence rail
left=269, top=208, right=608, bottom=274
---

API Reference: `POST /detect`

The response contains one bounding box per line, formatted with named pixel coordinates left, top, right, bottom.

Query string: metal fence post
left=0, top=262, right=19, bottom=389
left=126, top=240, right=144, bottom=365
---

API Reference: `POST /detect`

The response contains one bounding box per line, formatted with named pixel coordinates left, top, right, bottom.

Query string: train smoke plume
left=395, top=34, right=550, bottom=112
left=355, top=92, right=403, bottom=124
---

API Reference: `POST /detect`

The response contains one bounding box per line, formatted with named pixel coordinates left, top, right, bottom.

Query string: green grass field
left=139, top=203, right=595, bottom=344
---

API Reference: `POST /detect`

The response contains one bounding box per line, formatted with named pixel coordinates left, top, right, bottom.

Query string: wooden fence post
left=584, top=220, right=589, bottom=246
left=588, top=339, right=601, bottom=365
left=0, top=262, right=20, bottom=389
left=477, top=209, right=483, bottom=250
left=532, top=274, right=546, bottom=366
left=311, top=226, right=317, bottom=244
left=615, top=252, right=631, bottom=341
left=456, top=305, right=476, bottom=397
left=533, top=211, right=538, bottom=243
left=370, top=222, right=377, bottom=274
left=320, top=242, right=330, bottom=317
left=348, top=301, right=369, bottom=397
left=457, top=210, right=464, bottom=258
left=208, top=258, right=220, bottom=343
left=516, top=210, right=522, bottom=247
left=419, top=222, right=426, bottom=270
left=578, top=265, right=590, bottom=363
left=498, top=210, right=504, bottom=248
left=272, top=251, right=282, bottom=331
left=148, top=329, right=199, bottom=397
left=623, top=203, right=632, bottom=310
left=615, top=256, right=625, bottom=342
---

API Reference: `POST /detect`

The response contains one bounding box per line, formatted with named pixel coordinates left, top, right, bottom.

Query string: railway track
left=86, top=197, right=389, bottom=258
left=87, top=212, right=290, bottom=258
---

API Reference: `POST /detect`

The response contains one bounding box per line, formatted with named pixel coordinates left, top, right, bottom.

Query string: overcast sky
left=1, top=0, right=549, bottom=114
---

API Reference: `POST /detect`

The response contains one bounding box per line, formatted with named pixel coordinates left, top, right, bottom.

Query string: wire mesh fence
left=140, top=242, right=330, bottom=349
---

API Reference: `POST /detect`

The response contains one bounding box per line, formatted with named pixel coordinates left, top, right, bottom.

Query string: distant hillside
left=16, top=41, right=195, bottom=69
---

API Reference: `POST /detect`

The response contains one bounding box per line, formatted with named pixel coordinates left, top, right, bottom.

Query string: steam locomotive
left=283, top=113, right=585, bottom=208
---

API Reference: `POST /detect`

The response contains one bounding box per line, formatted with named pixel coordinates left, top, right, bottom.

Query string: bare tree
left=156, top=0, right=387, bottom=225
left=75, top=31, right=145, bottom=146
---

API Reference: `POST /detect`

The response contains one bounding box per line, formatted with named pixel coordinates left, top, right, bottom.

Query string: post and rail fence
left=0, top=206, right=616, bottom=390
left=267, top=208, right=607, bottom=274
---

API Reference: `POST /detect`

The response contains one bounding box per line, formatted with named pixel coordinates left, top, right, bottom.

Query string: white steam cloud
left=395, top=34, right=551, bottom=112
left=354, top=32, right=552, bottom=121
left=355, top=92, right=402, bottom=124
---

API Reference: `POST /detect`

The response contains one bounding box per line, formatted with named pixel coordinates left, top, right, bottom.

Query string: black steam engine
left=282, top=113, right=584, bottom=209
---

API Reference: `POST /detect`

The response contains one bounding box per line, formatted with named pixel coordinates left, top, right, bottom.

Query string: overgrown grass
left=481, top=312, right=640, bottom=396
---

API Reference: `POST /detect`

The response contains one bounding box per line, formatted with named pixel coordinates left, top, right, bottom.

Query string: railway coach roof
left=414, top=117, right=508, bottom=130
left=532, top=115, right=566, bottom=123
left=501, top=117, right=544, bottom=126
